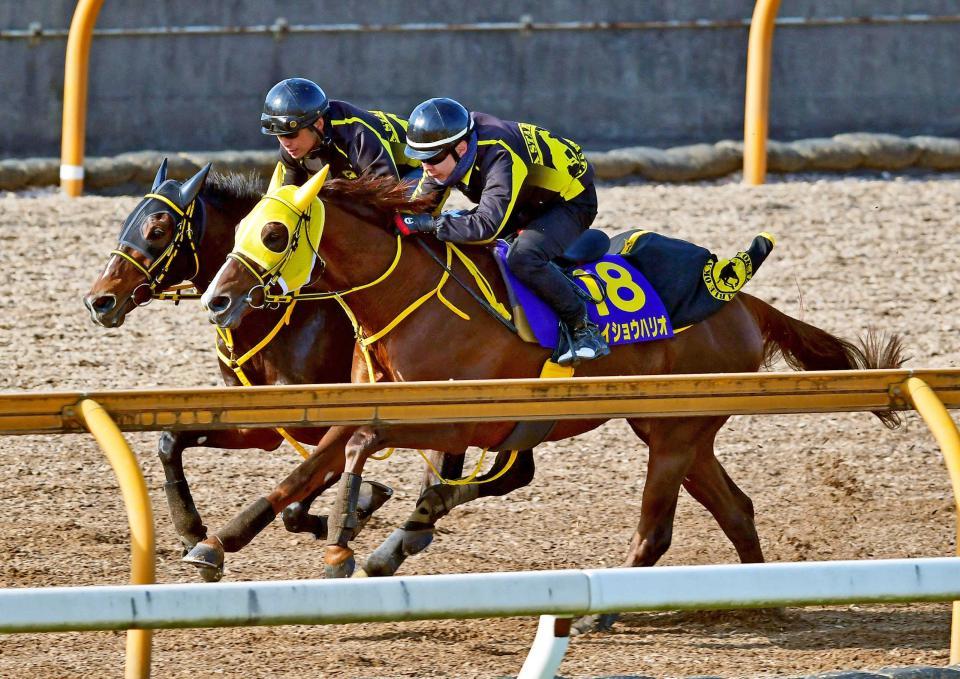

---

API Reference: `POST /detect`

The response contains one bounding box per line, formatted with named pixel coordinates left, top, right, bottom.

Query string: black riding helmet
left=260, top=78, right=330, bottom=136
left=404, top=97, right=473, bottom=161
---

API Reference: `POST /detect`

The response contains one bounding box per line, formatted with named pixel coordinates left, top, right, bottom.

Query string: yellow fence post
left=76, top=399, right=154, bottom=679
left=742, top=0, right=781, bottom=185
left=901, top=377, right=960, bottom=664
left=60, top=0, right=105, bottom=197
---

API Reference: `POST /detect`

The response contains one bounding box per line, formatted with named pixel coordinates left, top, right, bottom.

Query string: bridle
left=111, top=190, right=205, bottom=305
left=225, top=194, right=325, bottom=310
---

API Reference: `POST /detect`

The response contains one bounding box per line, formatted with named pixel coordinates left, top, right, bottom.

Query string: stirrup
left=553, top=321, right=580, bottom=367
left=557, top=319, right=610, bottom=366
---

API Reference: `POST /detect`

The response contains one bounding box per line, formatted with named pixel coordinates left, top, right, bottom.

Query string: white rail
left=2, top=558, right=958, bottom=677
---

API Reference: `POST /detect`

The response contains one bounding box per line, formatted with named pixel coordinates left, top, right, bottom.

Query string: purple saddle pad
left=494, top=241, right=674, bottom=350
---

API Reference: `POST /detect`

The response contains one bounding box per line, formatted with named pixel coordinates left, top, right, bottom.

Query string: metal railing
left=9, top=13, right=960, bottom=41
left=2, top=369, right=959, bottom=435
left=74, top=399, right=153, bottom=679
left=52, top=3, right=960, bottom=195
left=4, top=369, right=960, bottom=674
left=1, top=558, right=959, bottom=678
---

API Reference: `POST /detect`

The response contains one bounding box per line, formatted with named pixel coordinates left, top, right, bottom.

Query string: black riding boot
left=556, top=314, right=610, bottom=366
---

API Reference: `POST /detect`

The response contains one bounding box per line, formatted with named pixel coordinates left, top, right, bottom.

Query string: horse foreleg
left=360, top=449, right=536, bottom=578
left=281, top=486, right=327, bottom=539
left=182, top=426, right=352, bottom=582
left=158, top=428, right=283, bottom=554
left=283, top=479, right=394, bottom=541
left=323, top=426, right=384, bottom=578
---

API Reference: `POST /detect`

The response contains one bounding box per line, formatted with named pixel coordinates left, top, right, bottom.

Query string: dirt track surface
left=0, top=173, right=958, bottom=678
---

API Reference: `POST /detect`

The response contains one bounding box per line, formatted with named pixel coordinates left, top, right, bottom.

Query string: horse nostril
left=90, top=294, right=117, bottom=314
left=208, top=295, right=231, bottom=313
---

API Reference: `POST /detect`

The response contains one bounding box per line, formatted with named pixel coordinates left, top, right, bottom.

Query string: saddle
left=492, top=228, right=776, bottom=350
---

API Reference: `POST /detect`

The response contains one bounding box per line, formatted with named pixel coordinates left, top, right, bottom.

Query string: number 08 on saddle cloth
left=494, top=230, right=776, bottom=349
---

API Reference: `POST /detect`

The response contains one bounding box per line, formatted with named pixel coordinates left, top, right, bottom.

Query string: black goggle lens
left=261, top=115, right=305, bottom=136
left=423, top=149, right=450, bottom=165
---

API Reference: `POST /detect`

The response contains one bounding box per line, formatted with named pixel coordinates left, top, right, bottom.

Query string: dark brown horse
left=197, top=172, right=902, bottom=633
left=84, top=163, right=530, bottom=580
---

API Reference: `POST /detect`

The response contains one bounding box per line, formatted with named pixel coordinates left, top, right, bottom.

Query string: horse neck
left=317, top=203, right=452, bottom=332
left=191, top=196, right=251, bottom=292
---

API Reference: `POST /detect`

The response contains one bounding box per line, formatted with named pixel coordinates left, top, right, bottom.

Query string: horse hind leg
left=360, top=449, right=535, bottom=578
left=572, top=417, right=714, bottom=636
left=419, top=451, right=466, bottom=497
left=683, top=445, right=764, bottom=564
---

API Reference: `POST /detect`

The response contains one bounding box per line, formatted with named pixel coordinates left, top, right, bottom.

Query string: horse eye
left=261, top=223, right=289, bottom=253
left=144, top=213, right=170, bottom=240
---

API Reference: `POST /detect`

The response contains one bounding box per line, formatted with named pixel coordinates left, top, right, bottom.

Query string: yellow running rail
left=60, top=0, right=105, bottom=197
left=743, top=0, right=781, bottom=185
left=901, top=378, right=960, bottom=663
left=2, top=369, right=960, bottom=435
left=76, top=399, right=154, bottom=679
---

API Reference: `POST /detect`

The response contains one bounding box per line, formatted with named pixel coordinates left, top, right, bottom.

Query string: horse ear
left=178, top=163, right=212, bottom=207
left=267, top=162, right=285, bottom=194
left=292, top=164, right=329, bottom=213
left=151, top=158, right=168, bottom=191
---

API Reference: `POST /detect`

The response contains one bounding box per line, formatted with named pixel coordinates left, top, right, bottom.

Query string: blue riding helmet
left=404, top=97, right=473, bottom=161
left=261, top=78, right=330, bottom=136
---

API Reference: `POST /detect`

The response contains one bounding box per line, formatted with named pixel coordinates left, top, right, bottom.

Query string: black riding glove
left=393, top=213, right=437, bottom=237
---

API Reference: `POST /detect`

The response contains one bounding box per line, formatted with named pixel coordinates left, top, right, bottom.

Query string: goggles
left=261, top=113, right=312, bottom=137
left=421, top=147, right=455, bottom=166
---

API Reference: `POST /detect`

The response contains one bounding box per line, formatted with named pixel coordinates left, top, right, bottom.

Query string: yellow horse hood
left=232, top=165, right=328, bottom=293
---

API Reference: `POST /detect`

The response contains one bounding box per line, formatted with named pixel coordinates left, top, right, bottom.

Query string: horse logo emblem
left=702, top=252, right=753, bottom=301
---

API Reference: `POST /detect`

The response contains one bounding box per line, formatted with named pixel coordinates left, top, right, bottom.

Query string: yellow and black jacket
left=280, top=100, right=419, bottom=184
left=413, top=112, right=594, bottom=244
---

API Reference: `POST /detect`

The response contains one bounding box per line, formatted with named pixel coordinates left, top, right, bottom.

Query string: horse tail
left=739, top=293, right=906, bottom=428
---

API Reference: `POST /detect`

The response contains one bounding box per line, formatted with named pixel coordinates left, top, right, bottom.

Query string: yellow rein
left=215, top=301, right=311, bottom=459
left=261, top=234, right=510, bottom=372
left=371, top=446, right=520, bottom=486
left=250, top=232, right=519, bottom=485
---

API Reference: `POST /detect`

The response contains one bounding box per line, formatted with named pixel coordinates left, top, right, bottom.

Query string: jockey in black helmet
left=260, top=77, right=420, bottom=185
left=396, top=97, right=609, bottom=366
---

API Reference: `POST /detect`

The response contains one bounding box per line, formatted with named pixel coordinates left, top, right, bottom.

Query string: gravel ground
left=0, top=172, right=958, bottom=678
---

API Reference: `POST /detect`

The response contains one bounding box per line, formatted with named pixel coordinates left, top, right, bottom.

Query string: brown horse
left=197, top=171, right=902, bottom=633
left=84, top=163, right=531, bottom=579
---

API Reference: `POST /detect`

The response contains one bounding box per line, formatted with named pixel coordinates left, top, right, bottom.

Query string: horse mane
left=202, top=171, right=266, bottom=210
left=199, top=171, right=434, bottom=227
left=319, top=174, right=436, bottom=225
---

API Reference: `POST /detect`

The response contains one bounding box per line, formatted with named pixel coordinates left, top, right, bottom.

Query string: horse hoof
left=324, top=555, right=356, bottom=579
left=177, top=532, right=206, bottom=558
left=362, top=529, right=406, bottom=577
left=351, top=568, right=369, bottom=578
left=323, top=546, right=355, bottom=578
left=182, top=540, right=224, bottom=582
left=570, top=612, right=620, bottom=636
left=197, top=565, right=223, bottom=583
left=281, top=503, right=328, bottom=540
left=355, top=481, right=394, bottom=532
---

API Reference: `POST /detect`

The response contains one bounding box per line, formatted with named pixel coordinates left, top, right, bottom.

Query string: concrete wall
left=1, top=1, right=958, bottom=159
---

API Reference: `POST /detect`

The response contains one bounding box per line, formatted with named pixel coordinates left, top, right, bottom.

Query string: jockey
left=260, top=77, right=421, bottom=185
left=396, top=97, right=609, bottom=366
